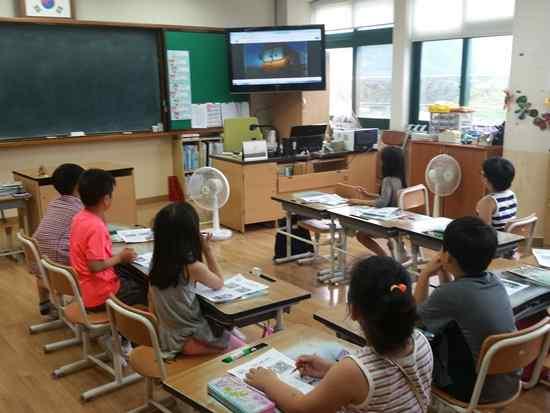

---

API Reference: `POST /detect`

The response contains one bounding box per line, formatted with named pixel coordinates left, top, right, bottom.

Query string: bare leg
left=356, top=232, right=388, bottom=257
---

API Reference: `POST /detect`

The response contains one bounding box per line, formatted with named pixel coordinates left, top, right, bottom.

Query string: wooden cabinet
left=254, top=91, right=329, bottom=138
left=13, top=162, right=137, bottom=233
left=408, top=141, right=502, bottom=218
left=212, top=151, right=377, bottom=232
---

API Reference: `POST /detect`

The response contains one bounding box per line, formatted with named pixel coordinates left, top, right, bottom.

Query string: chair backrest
left=398, top=184, right=430, bottom=215
left=468, top=317, right=550, bottom=408
left=504, top=214, right=538, bottom=255
left=335, top=183, right=366, bottom=200
left=41, top=257, right=90, bottom=325
left=106, top=296, right=167, bottom=380
left=17, top=231, right=47, bottom=283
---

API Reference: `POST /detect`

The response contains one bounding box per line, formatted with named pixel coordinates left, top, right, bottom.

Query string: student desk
left=315, top=258, right=550, bottom=346
left=163, top=324, right=358, bottom=413
left=113, top=240, right=311, bottom=331
left=327, top=208, right=524, bottom=271
left=0, top=193, right=31, bottom=258
left=13, top=162, right=137, bottom=233
left=271, top=194, right=347, bottom=270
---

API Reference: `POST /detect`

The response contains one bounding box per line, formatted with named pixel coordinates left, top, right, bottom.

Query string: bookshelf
left=172, top=134, right=223, bottom=196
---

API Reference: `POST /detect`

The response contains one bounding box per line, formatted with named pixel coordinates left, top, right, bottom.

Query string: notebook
left=506, top=265, right=550, bottom=288
left=208, top=375, right=276, bottom=413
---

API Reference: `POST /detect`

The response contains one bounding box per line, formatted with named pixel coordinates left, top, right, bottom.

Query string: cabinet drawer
left=278, top=170, right=349, bottom=193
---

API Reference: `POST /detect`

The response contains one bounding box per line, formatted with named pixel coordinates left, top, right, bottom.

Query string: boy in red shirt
left=70, top=168, right=147, bottom=310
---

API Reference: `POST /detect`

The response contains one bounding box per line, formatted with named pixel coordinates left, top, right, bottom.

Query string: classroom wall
left=504, top=0, right=550, bottom=238
left=0, top=0, right=275, bottom=200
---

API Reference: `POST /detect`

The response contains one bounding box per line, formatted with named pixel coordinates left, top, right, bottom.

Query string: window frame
left=409, top=35, right=511, bottom=125
left=326, top=27, right=393, bottom=129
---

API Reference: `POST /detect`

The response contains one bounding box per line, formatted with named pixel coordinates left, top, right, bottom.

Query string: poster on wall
left=167, top=50, right=193, bottom=121
left=20, top=0, right=75, bottom=18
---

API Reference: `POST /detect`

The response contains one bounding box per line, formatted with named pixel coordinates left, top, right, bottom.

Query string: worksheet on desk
left=116, top=228, right=153, bottom=243
left=193, top=274, right=269, bottom=303
left=228, top=349, right=314, bottom=394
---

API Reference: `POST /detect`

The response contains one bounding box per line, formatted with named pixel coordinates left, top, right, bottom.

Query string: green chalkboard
left=164, top=31, right=247, bottom=130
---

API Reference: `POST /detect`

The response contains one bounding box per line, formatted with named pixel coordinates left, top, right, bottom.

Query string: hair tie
left=390, top=283, right=407, bottom=294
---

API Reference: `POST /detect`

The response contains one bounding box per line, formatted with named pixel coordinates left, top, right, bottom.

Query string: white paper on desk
left=413, top=217, right=452, bottom=233
left=134, top=252, right=153, bottom=269
left=191, top=104, right=207, bottom=128
left=193, top=274, right=268, bottom=303
left=533, top=249, right=550, bottom=268
left=499, top=277, right=530, bottom=296
left=206, top=103, right=222, bottom=127
left=228, top=349, right=314, bottom=394
left=300, top=193, right=347, bottom=206
left=238, top=101, right=250, bottom=117
left=117, top=228, right=153, bottom=243
left=351, top=206, right=403, bottom=220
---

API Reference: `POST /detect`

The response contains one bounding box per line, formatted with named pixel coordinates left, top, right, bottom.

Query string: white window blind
left=311, top=0, right=394, bottom=31
left=412, top=0, right=515, bottom=41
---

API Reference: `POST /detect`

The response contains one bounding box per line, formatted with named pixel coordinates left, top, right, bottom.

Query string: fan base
left=204, top=228, right=233, bottom=241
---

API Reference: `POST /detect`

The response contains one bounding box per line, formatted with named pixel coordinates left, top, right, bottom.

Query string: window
left=411, top=35, right=512, bottom=125
left=418, top=39, right=463, bottom=121
left=327, top=48, right=353, bottom=117
left=356, top=44, right=393, bottom=119
left=466, top=36, right=512, bottom=125
left=312, top=0, right=394, bottom=31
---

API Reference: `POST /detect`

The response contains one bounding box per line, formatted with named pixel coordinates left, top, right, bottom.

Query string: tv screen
left=227, top=25, right=326, bottom=93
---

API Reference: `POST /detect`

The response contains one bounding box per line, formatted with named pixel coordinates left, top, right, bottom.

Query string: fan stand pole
left=206, top=192, right=232, bottom=241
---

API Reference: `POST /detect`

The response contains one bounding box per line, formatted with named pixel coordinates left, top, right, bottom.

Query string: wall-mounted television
left=227, top=25, right=326, bottom=93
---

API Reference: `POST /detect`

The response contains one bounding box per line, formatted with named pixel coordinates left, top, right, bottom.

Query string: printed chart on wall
left=167, top=50, right=192, bottom=121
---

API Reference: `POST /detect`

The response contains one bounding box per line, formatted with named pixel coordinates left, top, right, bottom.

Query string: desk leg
left=285, top=211, right=292, bottom=259
left=274, top=309, right=284, bottom=332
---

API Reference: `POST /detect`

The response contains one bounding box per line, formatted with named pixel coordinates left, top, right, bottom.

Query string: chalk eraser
left=70, top=131, right=85, bottom=137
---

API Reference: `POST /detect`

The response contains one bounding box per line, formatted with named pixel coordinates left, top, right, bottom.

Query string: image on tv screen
left=229, top=26, right=325, bottom=91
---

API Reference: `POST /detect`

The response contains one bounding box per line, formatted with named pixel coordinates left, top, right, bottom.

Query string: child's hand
left=119, top=247, right=137, bottom=264
left=295, top=355, right=332, bottom=378
left=245, top=367, right=278, bottom=392
left=422, top=254, right=443, bottom=277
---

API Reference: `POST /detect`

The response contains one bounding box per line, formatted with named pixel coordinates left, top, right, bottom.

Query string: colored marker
left=222, top=343, right=268, bottom=363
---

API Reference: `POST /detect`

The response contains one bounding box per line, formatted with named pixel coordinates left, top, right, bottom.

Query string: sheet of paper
left=167, top=50, right=192, bottom=121
left=206, top=103, right=222, bottom=128
left=299, top=193, right=347, bottom=206
left=533, top=249, right=550, bottom=268
left=221, top=102, right=239, bottom=121
left=134, top=252, right=153, bottom=269
left=193, top=274, right=269, bottom=303
left=117, top=228, right=153, bottom=243
left=228, top=349, right=314, bottom=394
left=351, top=206, right=403, bottom=220
left=191, top=104, right=207, bottom=129
left=500, top=277, right=530, bottom=296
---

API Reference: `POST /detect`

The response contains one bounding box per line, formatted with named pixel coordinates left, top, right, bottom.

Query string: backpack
left=273, top=216, right=314, bottom=259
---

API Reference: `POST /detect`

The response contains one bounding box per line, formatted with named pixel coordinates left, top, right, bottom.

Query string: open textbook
left=296, top=191, right=347, bottom=206
left=351, top=206, right=403, bottom=220
left=116, top=228, right=154, bottom=243
left=193, top=274, right=269, bottom=303
left=228, top=348, right=315, bottom=394
left=506, top=266, right=550, bottom=288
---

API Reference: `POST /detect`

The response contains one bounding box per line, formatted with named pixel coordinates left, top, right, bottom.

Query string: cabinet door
left=348, top=152, right=377, bottom=192
left=244, top=163, right=283, bottom=225
left=408, top=142, right=442, bottom=214
left=443, top=147, right=486, bottom=218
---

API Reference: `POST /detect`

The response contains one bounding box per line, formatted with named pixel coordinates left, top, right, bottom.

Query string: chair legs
left=127, top=378, right=176, bottom=413
left=28, top=318, right=64, bottom=334
left=52, top=326, right=141, bottom=401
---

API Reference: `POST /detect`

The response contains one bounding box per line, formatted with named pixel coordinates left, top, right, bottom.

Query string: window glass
left=356, top=44, right=393, bottom=119
left=419, top=39, right=463, bottom=121
left=327, top=48, right=353, bottom=117
left=467, top=36, right=512, bottom=125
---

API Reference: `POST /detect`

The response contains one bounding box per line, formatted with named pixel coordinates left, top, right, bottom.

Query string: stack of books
left=0, top=182, right=25, bottom=197
left=207, top=375, right=275, bottom=413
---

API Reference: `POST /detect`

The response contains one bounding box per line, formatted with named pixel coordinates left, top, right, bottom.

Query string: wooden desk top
left=113, top=238, right=311, bottom=322
left=314, top=258, right=538, bottom=345
left=163, top=324, right=358, bottom=413
left=13, top=162, right=134, bottom=181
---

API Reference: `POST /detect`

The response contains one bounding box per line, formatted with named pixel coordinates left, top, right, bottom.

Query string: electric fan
left=188, top=167, right=232, bottom=241
left=425, top=154, right=462, bottom=217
